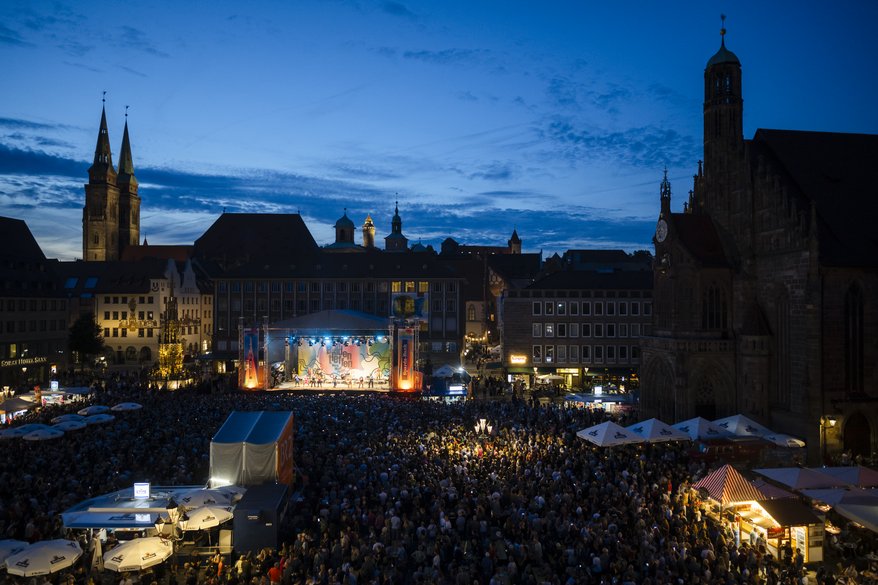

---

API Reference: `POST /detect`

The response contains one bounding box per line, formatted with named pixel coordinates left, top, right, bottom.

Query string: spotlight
left=320, top=340, right=325, bottom=347
left=308, top=339, right=314, bottom=347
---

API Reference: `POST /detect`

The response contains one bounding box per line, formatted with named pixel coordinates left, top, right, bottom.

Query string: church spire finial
left=720, top=14, right=727, bottom=46
left=90, top=94, right=115, bottom=175
left=118, top=106, right=136, bottom=178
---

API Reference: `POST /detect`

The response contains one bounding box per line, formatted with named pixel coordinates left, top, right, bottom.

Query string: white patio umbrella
left=2, top=424, right=52, bottom=439
left=576, top=421, right=644, bottom=446
left=214, top=485, right=247, bottom=503
left=626, top=418, right=691, bottom=443
left=111, top=402, right=143, bottom=412
left=53, top=420, right=88, bottom=432
left=51, top=414, right=85, bottom=424
left=762, top=433, right=806, bottom=448
left=77, top=405, right=110, bottom=416
left=176, top=488, right=232, bottom=509
left=23, top=428, right=65, bottom=441
left=672, top=417, right=730, bottom=440
left=84, top=413, right=116, bottom=425
left=179, top=506, right=234, bottom=531
left=0, top=540, right=28, bottom=565
left=5, top=539, right=83, bottom=577
left=102, top=537, right=173, bottom=572
left=711, top=414, right=772, bottom=437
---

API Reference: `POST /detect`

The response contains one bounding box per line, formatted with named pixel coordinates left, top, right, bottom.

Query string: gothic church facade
left=641, top=29, right=878, bottom=463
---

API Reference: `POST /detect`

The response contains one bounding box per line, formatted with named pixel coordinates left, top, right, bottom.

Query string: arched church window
left=467, top=304, right=476, bottom=322
left=701, top=283, right=728, bottom=330
left=845, top=284, right=865, bottom=394
left=775, top=295, right=791, bottom=408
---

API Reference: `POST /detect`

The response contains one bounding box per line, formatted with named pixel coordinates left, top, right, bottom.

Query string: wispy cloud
left=0, top=142, right=655, bottom=261
left=539, top=117, right=697, bottom=169
left=402, top=48, right=482, bottom=65
left=382, top=1, right=416, bottom=18
left=0, top=22, right=33, bottom=47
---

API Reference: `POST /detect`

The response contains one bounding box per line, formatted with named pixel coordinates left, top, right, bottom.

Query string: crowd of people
left=0, top=374, right=872, bottom=585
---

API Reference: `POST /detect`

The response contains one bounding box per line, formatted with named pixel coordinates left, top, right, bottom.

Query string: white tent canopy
left=626, top=418, right=691, bottom=443
left=836, top=502, right=878, bottom=534
left=576, top=421, right=644, bottom=446
left=672, top=417, right=729, bottom=440
left=800, top=487, right=878, bottom=506
left=712, top=414, right=772, bottom=437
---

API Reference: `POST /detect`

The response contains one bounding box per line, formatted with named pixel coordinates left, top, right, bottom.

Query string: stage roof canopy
left=269, top=309, right=390, bottom=331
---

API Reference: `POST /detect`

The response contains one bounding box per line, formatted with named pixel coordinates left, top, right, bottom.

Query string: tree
left=68, top=313, right=105, bottom=368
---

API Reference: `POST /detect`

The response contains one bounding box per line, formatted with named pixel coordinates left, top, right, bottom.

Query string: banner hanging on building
left=241, top=329, right=261, bottom=390
left=397, top=327, right=415, bottom=391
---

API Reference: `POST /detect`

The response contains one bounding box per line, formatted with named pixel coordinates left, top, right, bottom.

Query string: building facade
left=0, top=218, right=69, bottom=391
left=641, top=30, right=878, bottom=463
left=502, top=266, right=652, bottom=389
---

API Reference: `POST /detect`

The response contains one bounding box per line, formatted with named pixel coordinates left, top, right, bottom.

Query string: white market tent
left=753, top=467, right=848, bottom=490
left=672, top=417, right=730, bottom=440
left=812, top=466, right=878, bottom=488
left=835, top=502, right=878, bottom=533
left=626, top=418, right=691, bottom=443
left=209, top=411, right=294, bottom=487
left=712, top=414, right=773, bottom=437
left=576, top=421, right=644, bottom=447
left=800, top=487, right=878, bottom=506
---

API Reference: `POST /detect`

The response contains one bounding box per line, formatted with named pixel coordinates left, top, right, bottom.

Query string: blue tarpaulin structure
left=209, top=411, right=294, bottom=487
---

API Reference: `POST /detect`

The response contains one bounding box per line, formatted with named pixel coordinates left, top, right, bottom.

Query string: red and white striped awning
left=693, top=464, right=765, bottom=506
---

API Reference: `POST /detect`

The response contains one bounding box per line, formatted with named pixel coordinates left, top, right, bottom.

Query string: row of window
left=104, top=296, right=156, bottom=305
left=0, top=341, right=64, bottom=360
left=217, top=280, right=457, bottom=294
left=532, top=344, right=641, bottom=364
left=532, top=300, right=652, bottom=317
left=1, top=319, right=67, bottom=335
left=104, top=310, right=156, bottom=321
left=1, top=299, right=65, bottom=312
left=532, top=322, right=650, bottom=338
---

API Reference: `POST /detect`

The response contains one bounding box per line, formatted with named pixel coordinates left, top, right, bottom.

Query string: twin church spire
left=83, top=99, right=141, bottom=261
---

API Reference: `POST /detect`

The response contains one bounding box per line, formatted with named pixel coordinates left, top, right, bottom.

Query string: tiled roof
left=751, top=129, right=878, bottom=267
left=526, top=269, right=653, bottom=291
left=670, top=214, right=729, bottom=268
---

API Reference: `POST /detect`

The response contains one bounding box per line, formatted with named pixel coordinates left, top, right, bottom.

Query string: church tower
left=384, top=201, right=409, bottom=252
left=507, top=229, right=521, bottom=254
left=700, top=16, right=746, bottom=234
left=362, top=214, right=376, bottom=248
left=83, top=103, right=120, bottom=261
left=703, top=16, right=743, bottom=165
left=116, top=111, right=140, bottom=257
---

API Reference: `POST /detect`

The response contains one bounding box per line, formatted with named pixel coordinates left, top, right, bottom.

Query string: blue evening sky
left=1, top=0, right=876, bottom=260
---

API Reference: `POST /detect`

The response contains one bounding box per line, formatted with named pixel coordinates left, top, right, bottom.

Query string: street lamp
left=821, top=416, right=838, bottom=463
left=474, top=418, right=493, bottom=435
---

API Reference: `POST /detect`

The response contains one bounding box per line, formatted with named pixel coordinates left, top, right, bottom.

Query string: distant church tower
left=362, top=214, right=376, bottom=248
left=384, top=201, right=409, bottom=252
left=82, top=102, right=139, bottom=261
left=508, top=229, right=521, bottom=254
left=117, top=111, right=141, bottom=253
left=334, top=209, right=355, bottom=244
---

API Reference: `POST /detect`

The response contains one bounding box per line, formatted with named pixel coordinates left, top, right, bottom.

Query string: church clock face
left=655, top=218, right=668, bottom=243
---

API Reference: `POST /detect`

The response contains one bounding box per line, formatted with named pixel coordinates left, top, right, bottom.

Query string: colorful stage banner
left=241, top=329, right=261, bottom=390
left=397, top=327, right=415, bottom=391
